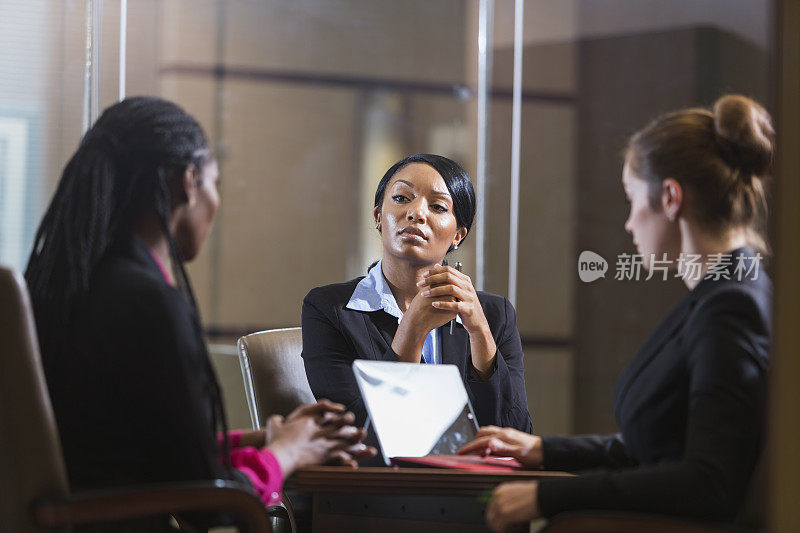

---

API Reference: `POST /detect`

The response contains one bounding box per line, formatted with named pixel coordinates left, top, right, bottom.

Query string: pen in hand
left=450, top=261, right=462, bottom=335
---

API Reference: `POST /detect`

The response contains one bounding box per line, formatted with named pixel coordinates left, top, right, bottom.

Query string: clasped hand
left=405, top=264, right=497, bottom=376
left=266, top=399, right=376, bottom=473
left=392, top=264, right=497, bottom=375
left=416, top=264, right=489, bottom=334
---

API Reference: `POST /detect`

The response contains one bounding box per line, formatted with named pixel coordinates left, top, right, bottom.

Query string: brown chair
left=236, top=328, right=316, bottom=533
left=237, top=328, right=315, bottom=429
left=0, top=266, right=281, bottom=532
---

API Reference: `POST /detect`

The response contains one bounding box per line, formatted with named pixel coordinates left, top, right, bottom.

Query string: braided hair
left=25, top=96, right=231, bottom=466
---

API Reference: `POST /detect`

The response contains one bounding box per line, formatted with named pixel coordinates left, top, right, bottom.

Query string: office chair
left=236, top=328, right=315, bottom=430
left=236, top=328, right=318, bottom=533
left=0, top=266, right=282, bottom=532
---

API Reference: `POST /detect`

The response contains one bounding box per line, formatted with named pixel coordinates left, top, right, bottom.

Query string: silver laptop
left=352, top=360, right=480, bottom=466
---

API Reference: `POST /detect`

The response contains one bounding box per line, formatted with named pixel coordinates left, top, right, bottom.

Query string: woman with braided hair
left=26, top=97, right=373, bottom=531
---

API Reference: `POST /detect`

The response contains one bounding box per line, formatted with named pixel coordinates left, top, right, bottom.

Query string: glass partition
left=0, top=0, right=775, bottom=434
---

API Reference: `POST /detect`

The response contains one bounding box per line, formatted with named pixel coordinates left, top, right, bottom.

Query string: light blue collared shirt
left=346, top=260, right=461, bottom=364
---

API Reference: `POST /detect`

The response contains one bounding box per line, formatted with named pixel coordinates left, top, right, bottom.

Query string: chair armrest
left=32, top=479, right=279, bottom=533
left=541, top=512, right=740, bottom=533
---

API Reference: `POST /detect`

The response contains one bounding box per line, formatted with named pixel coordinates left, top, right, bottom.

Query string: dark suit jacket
left=537, top=248, right=771, bottom=523
left=301, top=278, right=533, bottom=433
left=38, top=235, right=246, bottom=529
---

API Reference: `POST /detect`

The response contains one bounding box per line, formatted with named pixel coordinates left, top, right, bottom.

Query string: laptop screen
left=352, top=360, right=479, bottom=464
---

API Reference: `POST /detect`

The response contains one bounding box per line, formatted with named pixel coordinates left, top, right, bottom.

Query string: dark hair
left=25, top=96, right=231, bottom=465
left=374, top=153, right=476, bottom=254
left=626, top=94, right=774, bottom=253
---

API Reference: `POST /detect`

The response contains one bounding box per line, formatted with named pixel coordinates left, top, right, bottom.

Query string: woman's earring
left=376, top=223, right=381, bottom=232
left=453, top=242, right=459, bottom=250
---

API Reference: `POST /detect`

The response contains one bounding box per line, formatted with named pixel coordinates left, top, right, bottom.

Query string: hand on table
left=265, top=399, right=376, bottom=474
left=486, top=480, right=540, bottom=532
left=284, top=398, right=351, bottom=423
left=233, top=399, right=353, bottom=448
left=458, top=426, right=543, bottom=469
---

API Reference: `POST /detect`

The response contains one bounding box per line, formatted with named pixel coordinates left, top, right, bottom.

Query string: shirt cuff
left=230, top=447, right=284, bottom=506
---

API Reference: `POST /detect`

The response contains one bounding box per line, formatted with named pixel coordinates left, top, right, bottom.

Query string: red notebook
left=391, top=455, right=524, bottom=472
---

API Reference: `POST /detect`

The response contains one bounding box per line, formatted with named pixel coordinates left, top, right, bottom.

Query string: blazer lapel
left=362, top=310, right=400, bottom=361
left=615, top=248, right=756, bottom=412
left=614, top=293, right=694, bottom=410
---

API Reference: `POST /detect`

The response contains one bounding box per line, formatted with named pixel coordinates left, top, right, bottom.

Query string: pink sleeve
left=219, top=429, right=244, bottom=449
left=229, top=447, right=284, bottom=506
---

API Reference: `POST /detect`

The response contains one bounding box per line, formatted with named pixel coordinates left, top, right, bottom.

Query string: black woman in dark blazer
left=25, top=97, right=372, bottom=531
left=302, top=154, right=533, bottom=433
left=459, top=95, right=774, bottom=530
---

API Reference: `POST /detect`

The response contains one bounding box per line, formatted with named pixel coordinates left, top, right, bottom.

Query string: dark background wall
left=574, top=26, right=769, bottom=432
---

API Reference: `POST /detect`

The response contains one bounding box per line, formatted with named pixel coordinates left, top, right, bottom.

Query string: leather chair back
left=0, top=267, right=70, bottom=532
left=237, top=327, right=315, bottom=429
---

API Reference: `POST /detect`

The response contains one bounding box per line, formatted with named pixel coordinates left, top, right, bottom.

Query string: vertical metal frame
left=83, top=0, right=127, bottom=129
left=475, top=0, right=494, bottom=291
left=119, top=0, right=127, bottom=101
left=82, top=0, right=103, bottom=133
left=508, top=0, right=524, bottom=306
left=475, top=0, right=524, bottom=300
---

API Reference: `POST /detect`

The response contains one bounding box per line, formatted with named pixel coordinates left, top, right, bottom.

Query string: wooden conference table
left=285, top=466, right=571, bottom=532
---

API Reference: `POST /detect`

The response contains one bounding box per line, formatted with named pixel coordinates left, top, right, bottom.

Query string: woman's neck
left=381, top=254, right=440, bottom=313
left=679, top=221, right=749, bottom=289
left=134, top=211, right=173, bottom=278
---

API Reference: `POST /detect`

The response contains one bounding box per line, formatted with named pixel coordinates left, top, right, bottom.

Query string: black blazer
left=537, top=248, right=771, bottom=523
left=40, top=235, right=243, bottom=493
left=301, top=278, right=533, bottom=432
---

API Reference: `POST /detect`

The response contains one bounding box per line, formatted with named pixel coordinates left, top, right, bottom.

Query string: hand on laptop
left=457, top=426, right=543, bottom=469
